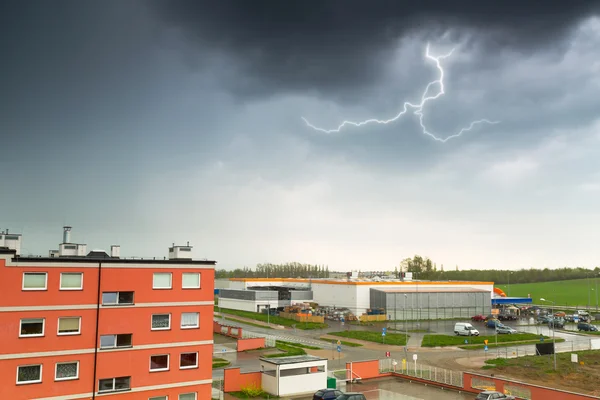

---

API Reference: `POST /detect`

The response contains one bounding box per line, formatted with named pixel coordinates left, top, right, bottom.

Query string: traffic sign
left=385, top=351, right=390, bottom=357
left=484, top=345, right=488, bottom=351
left=337, top=340, right=341, bottom=346
left=464, top=339, right=468, bottom=344
left=382, top=327, right=387, bottom=332
left=382, top=332, right=386, bottom=336
left=337, top=345, right=341, bottom=352
left=483, top=339, right=489, bottom=345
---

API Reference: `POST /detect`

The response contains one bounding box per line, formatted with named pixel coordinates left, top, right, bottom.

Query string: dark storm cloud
left=150, top=0, right=600, bottom=95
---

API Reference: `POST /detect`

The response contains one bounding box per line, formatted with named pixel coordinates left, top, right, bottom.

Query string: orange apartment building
left=0, top=227, right=215, bottom=400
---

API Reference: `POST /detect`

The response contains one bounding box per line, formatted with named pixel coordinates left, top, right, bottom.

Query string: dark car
left=313, top=389, right=344, bottom=400
left=475, top=391, right=515, bottom=400
left=486, top=319, right=503, bottom=328
left=578, top=322, right=599, bottom=332
left=498, top=314, right=517, bottom=321
left=548, top=318, right=565, bottom=329
left=335, top=393, right=367, bottom=400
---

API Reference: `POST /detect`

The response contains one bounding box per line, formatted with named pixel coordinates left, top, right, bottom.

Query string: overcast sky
left=2, top=1, right=600, bottom=271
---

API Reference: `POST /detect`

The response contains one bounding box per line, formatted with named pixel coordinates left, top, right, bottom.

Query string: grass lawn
left=328, top=330, right=409, bottom=346
left=496, top=278, right=600, bottom=308
left=276, top=340, right=320, bottom=350
left=263, top=341, right=307, bottom=358
left=215, top=307, right=328, bottom=330
left=220, top=316, right=274, bottom=329
left=320, top=337, right=363, bottom=347
left=212, top=357, right=230, bottom=369
left=422, top=333, right=553, bottom=347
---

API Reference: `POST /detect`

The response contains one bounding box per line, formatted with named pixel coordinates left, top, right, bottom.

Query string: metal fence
left=379, top=359, right=463, bottom=388
left=475, top=337, right=600, bottom=360
left=211, top=378, right=224, bottom=400
left=241, top=330, right=276, bottom=347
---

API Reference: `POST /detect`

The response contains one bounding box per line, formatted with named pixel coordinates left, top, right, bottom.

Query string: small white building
left=260, top=355, right=327, bottom=397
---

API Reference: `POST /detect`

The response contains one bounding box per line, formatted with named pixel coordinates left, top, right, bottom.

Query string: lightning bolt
left=301, top=43, right=499, bottom=143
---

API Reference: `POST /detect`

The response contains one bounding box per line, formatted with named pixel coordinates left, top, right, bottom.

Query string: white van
left=454, top=322, right=480, bottom=336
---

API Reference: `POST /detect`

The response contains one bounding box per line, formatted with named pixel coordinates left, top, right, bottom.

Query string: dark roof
left=86, top=251, right=112, bottom=259
left=0, top=249, right=216, bottom=265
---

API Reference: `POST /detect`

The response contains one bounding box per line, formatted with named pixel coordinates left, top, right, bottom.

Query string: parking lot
left=292, top=378, right=475, bottom=399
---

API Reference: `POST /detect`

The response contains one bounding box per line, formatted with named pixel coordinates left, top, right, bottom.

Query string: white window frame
left=55, top=361, right=79, bottom=381
left=16, top=364, right=43, bottom=385
left=59, top=272, right=83, bottom=290
left=178, top=393, right=197, bottom=400
left=179, top=352, right=198, bottom=370
left=57, top=316, right=82, bottom=336
left=22, top=272, right=48, bottom=291
left=180, top=312, right=199, bottom=329
left=182, top=272, right=200, bottom=289
left=19, top=318, right=45, bottom=338
left=149, top=354, right=170, bottom=372
left=151, top=314, right=171, bottom=331
left=152, top=272, right=172, bottom=289
left=99, top=333, right=133, bottom=349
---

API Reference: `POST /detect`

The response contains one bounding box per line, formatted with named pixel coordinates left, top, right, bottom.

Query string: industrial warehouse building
left=216, top=278, right=493, bottom=318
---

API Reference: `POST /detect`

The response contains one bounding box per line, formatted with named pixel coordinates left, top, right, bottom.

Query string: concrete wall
left=278, top=360, right=327, bottom=396
left=223, top=367, right=262, bottom=393
left=237, top=337, right=265, bottom=351
left=219, top=297, right=259, bottom=312
left=346, top=360, right=384, bottom=380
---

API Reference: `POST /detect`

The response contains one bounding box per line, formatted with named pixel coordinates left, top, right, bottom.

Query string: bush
left=241, top=383, right=264, bottom=398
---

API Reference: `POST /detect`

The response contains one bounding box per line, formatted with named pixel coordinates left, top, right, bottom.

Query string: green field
left=496, top=278, right=600, bottom=308
left=329, top=330, right=409, bottom=346
left=421, top=333, right=554, bottom=348
left=215, top=307, right=327, bottom=330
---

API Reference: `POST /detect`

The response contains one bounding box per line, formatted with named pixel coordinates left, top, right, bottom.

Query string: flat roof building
left=0, top=227, right=216, bottom=400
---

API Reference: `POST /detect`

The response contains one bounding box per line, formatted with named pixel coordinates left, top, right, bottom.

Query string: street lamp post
left=404, top=294, right=408, bottom=345
left=508, top=271, right=513, bottom=297
left=540, top=298, right=557, bottom=371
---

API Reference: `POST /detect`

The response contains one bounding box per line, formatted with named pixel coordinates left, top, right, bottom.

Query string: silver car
left=476, top=391, right=515, bottom=400
left=496, top=326, right=517, bottom=334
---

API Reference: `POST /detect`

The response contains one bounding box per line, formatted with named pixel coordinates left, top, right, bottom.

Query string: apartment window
left=55, top=361, right=79, bottom=381
left=98, top=376, right=131, bottom=393
left=150, top=354, right=169, bottom=372
left=22, top=272, right=47, bottom=290
left=153, top=272, right=172, bottom=289
left=179, top=393, right=196, bottom=400
left=182, top=272, right=200, bottom=289
left=102, top=291, right=134, bottom=305
left=149, top=397, right=168, bottom=400
left=151, top=314, right=171, bottom=330
left=60, top=272, right=83, bottom=290
left=17, top=364, right=42, bottom=384
left=179, top=352, right=198, bottom=369
left=99, top=334, right=132, bottom=349
left=57, top=317, right=81, bottom=335
left=20, top=318, right=45, bottom=337
left=181, top=312, right=199, bottom=329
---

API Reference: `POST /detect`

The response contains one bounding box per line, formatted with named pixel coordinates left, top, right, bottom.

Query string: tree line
left=397, top=255, right=600, bottom=284
left=215, top=262, right=330, bottom=279
left=214, top=255, right=599, bottom=284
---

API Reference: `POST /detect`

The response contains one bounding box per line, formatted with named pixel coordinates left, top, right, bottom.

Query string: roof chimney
left=63, top=226, right=72, bottom=244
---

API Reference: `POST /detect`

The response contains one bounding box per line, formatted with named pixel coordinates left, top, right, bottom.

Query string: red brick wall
left=237, top=337, right=265, bottom=351
left=223, top=367, right=262, bottom=393
left=463, top=372, right=598, bottom=400
left=346, top=360, right=386, bottom=380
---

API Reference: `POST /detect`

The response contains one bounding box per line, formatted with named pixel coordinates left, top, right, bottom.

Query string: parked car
left=471, top=314, right=486, bottom=322
left=496, top=326, right=517, bottom=334
left=335, top=393, right=367, bottom=400
left=476, top=391, right=515, bottom=400
left=498, top=314, right=517, bottom=321
left=313, top=389, right=344, bottom=400
left=537, top=316, right=550, bottom=324
left=577, top=322, right=599, bottom=332
left=486, top=319, right=503, bottom=328
left=454, top=322, right=480, bottom=336
left=548, top=318, right=565, bottom=329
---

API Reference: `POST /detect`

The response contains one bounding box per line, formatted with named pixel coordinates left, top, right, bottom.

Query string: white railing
left=211, top=378, right=223, bottom=400
left=241, top=330, right=276, bottom=347
left=387, top=359, right=463, bottom=388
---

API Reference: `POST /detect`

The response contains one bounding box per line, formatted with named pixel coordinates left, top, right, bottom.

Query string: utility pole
left=540, top=298, right=557, bottom=371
